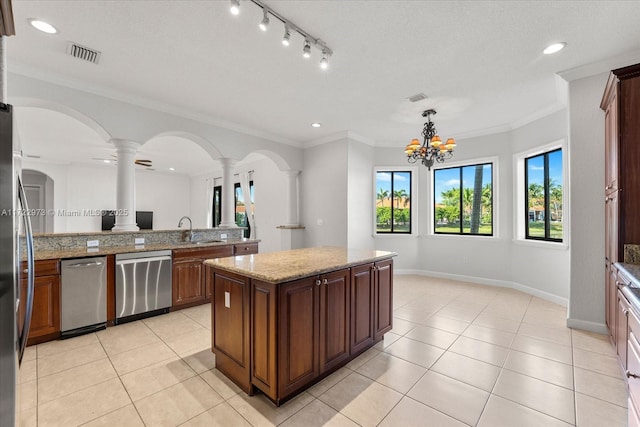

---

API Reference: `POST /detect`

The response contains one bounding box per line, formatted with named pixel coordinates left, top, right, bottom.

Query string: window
left=235, top=181, right=254, bottom=238
left=433, top=162, right=493, bottom=235
left=212, top=182, right=254, bottom=238
left=376, top=171, right=412, bottom=234
left=212, top=185, right=222, bottom=227
left=525, top=148, right=562, bottom=242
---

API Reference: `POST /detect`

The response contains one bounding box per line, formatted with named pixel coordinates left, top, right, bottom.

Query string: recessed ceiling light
left=169, top=167, right=175, bottom=171
left=543, top=42, right=566, bottom=55
left=103, top=159, right=111, bottom=164
left=311, top=123, right=321, bottom=128
left=28, top=19, right=57, bottom=34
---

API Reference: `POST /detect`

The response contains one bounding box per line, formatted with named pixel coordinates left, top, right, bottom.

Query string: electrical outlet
left=224, top=291, right=230, bottom=308
left=220, top=233, right=227, bottom=239
left=86, top=240, right=99, bottom=248
left=135, top=237, right=145, bottom=245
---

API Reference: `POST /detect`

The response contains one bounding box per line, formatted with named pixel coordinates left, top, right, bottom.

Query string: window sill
left=512, top=238, right=569, bottom=250
left=374, top=233, right=417, bottom=238
left=420, top=233, right=503, bottom=242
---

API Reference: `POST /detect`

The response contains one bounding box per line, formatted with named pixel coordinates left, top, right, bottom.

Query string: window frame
left=514, top=140, right=568, bottom=248
left=524, top=148, right=563, bottom=243
left=373, top=167, right=418, bottom=236
left=431, top=160, right=495, bottom=237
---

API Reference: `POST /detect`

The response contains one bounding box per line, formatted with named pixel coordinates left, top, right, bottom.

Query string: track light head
left=259, top=9, right=269, bottom=31
left=282, top=25, right=291, bottom=46
left=303, top=40, right=311, bottom=58
left=230, top=0, right=240, bottom=15
left=320, top=50, right=330, bottom=70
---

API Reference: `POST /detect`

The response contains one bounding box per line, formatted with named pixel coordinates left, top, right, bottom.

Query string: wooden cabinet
left=217, top=256, right=394, bottom=405
left=172, top=245, right=234, bottom=308
left=19, top=259, right=61, bottom=346
left=617, top=288, right=631, bottom=369
left=627, top=304, right=640, bottom=423
left=602, top=63, right=640, bottom=344
left=209, top=267, right=251, bottom=394
left=374, top=258, right=393, bottom=340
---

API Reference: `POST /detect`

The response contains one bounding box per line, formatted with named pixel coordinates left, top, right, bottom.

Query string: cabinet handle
left=627, top=370, right=640, bottom=379
left=606, top=184, right=613, bottom=190
left=315, top=279, right=321, bottom=286
left=605, top=196, right=611, bottom=202
left=624, top=308, right=630, bottom=316
left=323, top=278, right=328, bottom=285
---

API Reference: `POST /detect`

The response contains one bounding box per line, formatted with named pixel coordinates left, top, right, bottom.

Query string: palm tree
left=470, top=165, right=483, bottom=233
left=377, top=188, right=389, bottom=207
left=393, top=189, right=407, bottom=208
left=549, top=180, right=563, bottom=221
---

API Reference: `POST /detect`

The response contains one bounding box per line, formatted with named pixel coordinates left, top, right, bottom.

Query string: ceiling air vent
left=66, top=42, right=101, bottom=64
left=408, top=93, right=428, bottom=103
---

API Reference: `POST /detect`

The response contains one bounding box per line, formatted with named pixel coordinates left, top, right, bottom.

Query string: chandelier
left=404, top=109, right=456, bottom=170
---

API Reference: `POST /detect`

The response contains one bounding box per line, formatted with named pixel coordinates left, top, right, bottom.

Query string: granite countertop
left=204, top=246, right=397, bottom=284
left=616, top=263, right=640, bottom=288
left=33, top=238, right=259, bottom=261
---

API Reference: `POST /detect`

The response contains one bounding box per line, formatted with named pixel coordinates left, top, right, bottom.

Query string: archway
left=22, top=169, right=54, bottom=234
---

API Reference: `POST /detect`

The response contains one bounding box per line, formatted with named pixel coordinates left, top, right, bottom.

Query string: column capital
left=284, top=169, right=300, bottom=178
left=109, top=138, right=141, bottom=153
left=218, top=157, right=237, bottom=167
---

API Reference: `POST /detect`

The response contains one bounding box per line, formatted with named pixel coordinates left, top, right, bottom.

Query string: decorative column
left=284, top=170, right=300, bottom=226
left=111, top=138, right=140, bottom=231
left=218, top=157, right=238, bottom=228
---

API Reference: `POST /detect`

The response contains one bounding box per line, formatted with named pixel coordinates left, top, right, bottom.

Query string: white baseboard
left=395, top=269, right=568, bottom=307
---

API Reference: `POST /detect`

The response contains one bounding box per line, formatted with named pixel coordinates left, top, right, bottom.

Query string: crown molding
left=558, top=49, right=640, bottom=82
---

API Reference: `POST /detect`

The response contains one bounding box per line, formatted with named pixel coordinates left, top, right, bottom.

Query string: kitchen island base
left=205, top=247, right=394, bottom=406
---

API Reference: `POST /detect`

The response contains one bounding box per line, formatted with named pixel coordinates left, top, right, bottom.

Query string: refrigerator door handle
left=17, top=176, right=34, bottom=365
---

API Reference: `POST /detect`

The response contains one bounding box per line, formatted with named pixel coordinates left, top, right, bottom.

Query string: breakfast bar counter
left=204, top=246, right=396, bottom=405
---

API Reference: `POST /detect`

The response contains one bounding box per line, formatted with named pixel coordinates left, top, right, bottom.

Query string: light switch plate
left=87, top=240, right=99, bottom=248
left=220, top=233, right=227, bottom=239
left=135, top=237, right=145, bottom=245
left=224, top=291, right=230, bottom=308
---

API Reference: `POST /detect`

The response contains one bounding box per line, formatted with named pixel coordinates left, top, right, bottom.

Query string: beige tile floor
left=18, top=275, right=628, bottom=426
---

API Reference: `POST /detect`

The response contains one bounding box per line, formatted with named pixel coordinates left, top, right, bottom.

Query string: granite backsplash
left=32, top=228, right=245, bottom=252
left=624, top=244, right=640, bottom=264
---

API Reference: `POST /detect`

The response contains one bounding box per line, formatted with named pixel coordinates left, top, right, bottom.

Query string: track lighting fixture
left=229, top=0, right=240, bottom=15
left=227, top=0, right=334, bottom=71
left=282, top=25, right=291, bottom=46
left=320, top=50, right=330, bottom=70
left=303, top=40, right=311, bottom=58
left=259, top=9, right=269, bottom=31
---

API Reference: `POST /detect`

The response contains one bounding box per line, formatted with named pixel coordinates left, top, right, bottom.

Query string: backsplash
left=624, top=244, right=640, bottom=264
left=32, top=228, right=245, bottom=252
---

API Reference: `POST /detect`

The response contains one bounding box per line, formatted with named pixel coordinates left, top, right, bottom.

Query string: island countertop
left=204, top=246, right=397, bottom=284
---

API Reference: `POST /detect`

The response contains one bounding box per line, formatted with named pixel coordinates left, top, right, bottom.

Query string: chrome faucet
left=178, top=216, right=194, bottom=243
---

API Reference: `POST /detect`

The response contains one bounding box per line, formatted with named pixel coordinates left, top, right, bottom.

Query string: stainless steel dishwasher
left=115, top=250, right=172, bottom=323
left=61, top=256, right=107, bottom=338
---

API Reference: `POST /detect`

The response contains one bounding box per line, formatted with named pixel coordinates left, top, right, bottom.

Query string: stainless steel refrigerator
left=0, top=103, right=35, bottom=426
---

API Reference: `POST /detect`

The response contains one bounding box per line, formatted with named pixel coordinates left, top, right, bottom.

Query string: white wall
left=567, top=71, right=609, bottom=332
left=347, top=140, right=375, bottom=250
left=302, top=139, right=348, bottom=248
left=22, top=161, right=191, bottom=232
left=190, top=155, right=289, bottom=254
left=372, top=110, right=570, bottom=305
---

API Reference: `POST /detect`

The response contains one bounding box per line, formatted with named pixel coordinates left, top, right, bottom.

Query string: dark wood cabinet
left=350, top=264, right=374, bottom=354
left=374, top=258, right=393, bottom=340
left=627, top=301, right=640, bottom=425
left=19, top=259, right=61, bottom=346
left=319, top=269, right=351, bottom=373
left=210, top=267, right=251, bottom=394
left=618, top=289, right=631, bottom=369
left=234, top=242, right=259, bottom=256
left=601, top=63, right=640, bottom=344
left=172, top=245, right=234, bottom=308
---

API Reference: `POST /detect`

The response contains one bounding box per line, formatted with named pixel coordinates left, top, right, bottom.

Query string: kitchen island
left=204, top=246, right=396, bottom=405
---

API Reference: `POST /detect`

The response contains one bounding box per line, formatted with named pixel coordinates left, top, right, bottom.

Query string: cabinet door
left=374, top=259, right=393, bottom=340
left=319, top=269, right=350, bottom=373
left=607, top=264, right=618, bottom=344
left=24, top=275, right=60, bottom=342
left=172, top=260, right=204, bottom=306
left=211, top=269, right=251, bottom=393
left=251, top=280, right=277, bottom=399
left=605, top=191, right=619, bottom=263
left=350, top=264, right=374, bottom=354
left=617, top=290, right=630, bottom=369
left=278, top=276, right=319, bottom=399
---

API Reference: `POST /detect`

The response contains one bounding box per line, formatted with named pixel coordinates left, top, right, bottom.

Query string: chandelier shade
left=405, top=109, right=456, bottom=170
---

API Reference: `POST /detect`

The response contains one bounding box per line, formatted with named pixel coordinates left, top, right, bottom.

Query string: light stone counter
left=204, top=246, right=396, bottom=284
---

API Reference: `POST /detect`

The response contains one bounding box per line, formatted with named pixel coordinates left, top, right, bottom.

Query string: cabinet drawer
left=234, top=243, right=258, bottom=255
left=22, top=259, right=60, bottom=277
left=173, top=245, right=234, bottom=261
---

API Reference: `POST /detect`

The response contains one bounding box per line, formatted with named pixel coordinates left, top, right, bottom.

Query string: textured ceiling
left=7, top=1, right=640, bottom=174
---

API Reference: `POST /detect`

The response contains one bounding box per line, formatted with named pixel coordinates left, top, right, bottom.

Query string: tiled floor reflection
left=20, top=275, right=627, bottom=426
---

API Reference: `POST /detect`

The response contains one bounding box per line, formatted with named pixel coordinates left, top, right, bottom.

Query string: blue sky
left=527, top=150, right=563, bottom=187
left=434, top=164, right=493, bottom=204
